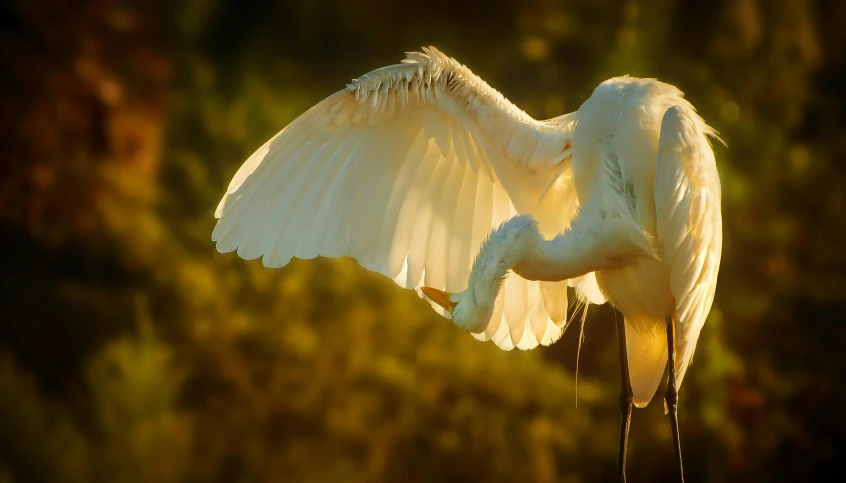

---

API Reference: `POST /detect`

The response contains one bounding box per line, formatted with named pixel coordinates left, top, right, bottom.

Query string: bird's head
left=421, top=286, right=494, bottom=334
left=420, top=215, right=539, bottom=335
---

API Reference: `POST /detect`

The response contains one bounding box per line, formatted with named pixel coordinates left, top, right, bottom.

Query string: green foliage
left=0, top=353, right=89, bottom=483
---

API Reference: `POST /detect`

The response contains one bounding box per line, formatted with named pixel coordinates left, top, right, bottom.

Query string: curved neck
left=471, top=211, right=647, bottom=301
left=514, top=227, right=621, bottom=282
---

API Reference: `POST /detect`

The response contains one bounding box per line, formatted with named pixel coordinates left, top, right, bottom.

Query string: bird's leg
left=616, top=314, right=633, bottom=482
left=665, top=316, right=685, bottom=483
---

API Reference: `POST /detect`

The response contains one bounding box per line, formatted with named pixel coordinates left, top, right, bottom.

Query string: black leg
left=665, top=316, right=685, bottom=482
left=616, top=315, right=633, bottom=482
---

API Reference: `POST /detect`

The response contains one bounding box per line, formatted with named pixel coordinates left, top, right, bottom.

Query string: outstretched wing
left=654, top=105, right=722, bottom=387
left=212, top=47, right=589, bottom=350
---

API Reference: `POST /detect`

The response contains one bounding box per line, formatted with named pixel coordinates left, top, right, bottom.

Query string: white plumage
left=214, top=47, right=602, bottom=351
left=212, top=48, right=722, bottom=412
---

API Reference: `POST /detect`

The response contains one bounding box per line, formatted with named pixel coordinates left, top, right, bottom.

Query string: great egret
left=213, top=47, right=721, bottom=482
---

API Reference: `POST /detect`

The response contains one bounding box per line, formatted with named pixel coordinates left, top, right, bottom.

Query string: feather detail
left=213, top=47, right=581, bottom=352
left=654, top=104, right=722, bottom=388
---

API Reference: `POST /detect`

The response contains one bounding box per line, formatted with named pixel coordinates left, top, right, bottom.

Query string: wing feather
left=504, top=272, right=528, bottom=345
left=212, top=125, right=312, bottom=248
left=406, top=144, right=450, bottom=287
left=523, top=282, right=546, bottom=349
left=655, top=105, right=722, bottom=387
left=240, top=134, right=332, bottom=261
left=214, top=47, right=585, bottom=350
left=540, top=281, right=569, bottom=325
left=424, top=150, right=463, bottom=289
left=350, top=122, right=414, bottom=268
left=380, top=129, right=429, bottom=275
left=447, top=159, right=478, bottom=291
left=492, top=310, right=514, bottom=350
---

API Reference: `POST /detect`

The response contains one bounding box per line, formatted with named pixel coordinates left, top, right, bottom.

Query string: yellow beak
left=421, top=287, right=457, bottom=314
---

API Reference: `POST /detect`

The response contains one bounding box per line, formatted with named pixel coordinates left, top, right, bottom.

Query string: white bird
left=212, top=47, right=721, bottom=482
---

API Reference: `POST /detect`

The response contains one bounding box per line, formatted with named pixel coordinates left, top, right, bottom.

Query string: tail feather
left=625, top=318, right=668, bottom=408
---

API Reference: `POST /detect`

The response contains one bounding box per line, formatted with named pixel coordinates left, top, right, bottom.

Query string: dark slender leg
left=665, top=316, right=685, bottom=482
left=616, top=315, right=633, bottom=482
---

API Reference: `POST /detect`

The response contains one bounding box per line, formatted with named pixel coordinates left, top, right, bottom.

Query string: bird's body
left=213, top=47, right=721, bottom=481
left=570, top=77, right=722, bottom=405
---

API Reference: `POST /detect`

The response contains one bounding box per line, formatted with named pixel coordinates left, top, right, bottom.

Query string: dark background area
left=1, top=0, right=845, bottom=481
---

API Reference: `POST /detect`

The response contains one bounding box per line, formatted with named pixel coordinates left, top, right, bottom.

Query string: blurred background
left=1, top=0, right=844, bottom=481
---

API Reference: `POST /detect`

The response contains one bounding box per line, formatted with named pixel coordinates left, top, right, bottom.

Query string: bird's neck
left=465, top=215, right=538, bottom=309
left=514, top=228, right=612, bottom=282
left=479, top=211, right=647, bottom=289
left=467, top=208, right=650, bottom=313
